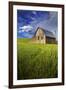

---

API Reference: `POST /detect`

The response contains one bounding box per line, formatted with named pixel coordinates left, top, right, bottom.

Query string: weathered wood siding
left=35, top=28, right=46, bottom=44
left=46, top=37, right=56, bottom=44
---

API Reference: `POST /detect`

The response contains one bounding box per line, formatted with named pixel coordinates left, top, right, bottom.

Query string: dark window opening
left=38, top=36, right=39, bottom=40
left=41, top=36, right=43, bottom=40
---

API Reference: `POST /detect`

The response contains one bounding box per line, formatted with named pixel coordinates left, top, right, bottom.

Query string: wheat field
left=17, top=38, right=58, bottom=80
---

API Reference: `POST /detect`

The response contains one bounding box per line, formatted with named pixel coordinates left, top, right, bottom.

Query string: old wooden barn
left=32, top=27, right=56, bottom=44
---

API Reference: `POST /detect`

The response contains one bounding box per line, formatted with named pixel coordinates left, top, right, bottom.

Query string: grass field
left=17, top=38, right=58, bottom=80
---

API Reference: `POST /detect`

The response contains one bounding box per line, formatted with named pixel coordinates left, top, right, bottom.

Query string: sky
left=17, top=10, right=58, bottom=39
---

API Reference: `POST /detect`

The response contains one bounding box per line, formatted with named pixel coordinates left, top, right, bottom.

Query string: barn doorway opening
left=41, top=36, right=43, bottom=40
left=38, top=36, right=39, bottom=40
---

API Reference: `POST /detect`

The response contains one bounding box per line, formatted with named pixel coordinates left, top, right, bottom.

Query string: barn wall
left=46, top=37, right=56, bottom=44
left=34, top=28, right=46, bottom=44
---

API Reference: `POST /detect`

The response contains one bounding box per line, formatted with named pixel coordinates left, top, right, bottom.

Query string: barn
left=32, top=27, right=56, bottom=44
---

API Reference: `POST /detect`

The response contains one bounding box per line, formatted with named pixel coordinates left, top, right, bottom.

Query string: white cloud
left=19, top=25, right=33, bottom=32
left=21, top=25, right=33, bottom=30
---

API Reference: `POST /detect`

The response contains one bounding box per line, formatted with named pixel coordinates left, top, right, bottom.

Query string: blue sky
left=17, top=10, right=58, bottom=39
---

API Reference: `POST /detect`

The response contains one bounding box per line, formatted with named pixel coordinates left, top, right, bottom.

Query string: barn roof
left=34, top=27, right=56, bottom=38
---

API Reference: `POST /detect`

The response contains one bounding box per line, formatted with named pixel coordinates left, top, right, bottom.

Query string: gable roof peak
left=37, top=27, right=44, bottom=30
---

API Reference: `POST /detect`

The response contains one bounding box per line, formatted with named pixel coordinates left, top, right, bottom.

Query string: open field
left=17, top=38, right=58, bottom=80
